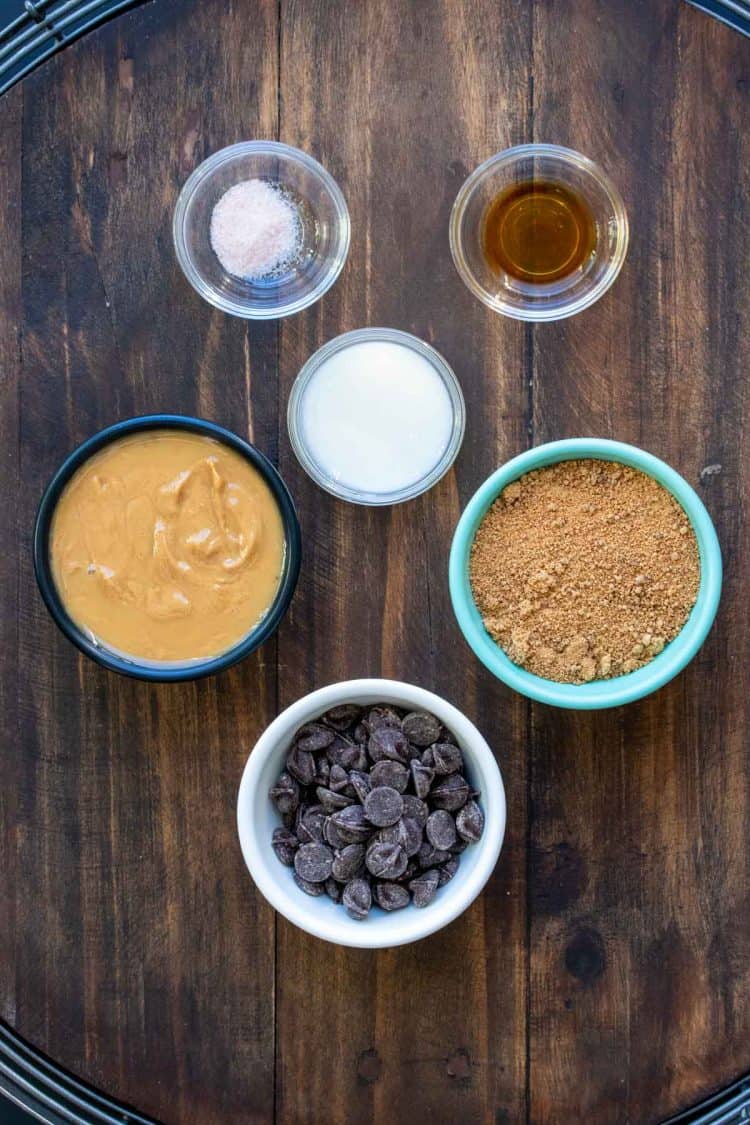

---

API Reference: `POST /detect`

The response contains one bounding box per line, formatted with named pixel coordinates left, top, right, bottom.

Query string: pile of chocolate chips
left=269, top=703, right=485, bottom=919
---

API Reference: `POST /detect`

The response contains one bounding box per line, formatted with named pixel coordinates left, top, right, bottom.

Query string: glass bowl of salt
left=173, top=141, right=350, bottom=319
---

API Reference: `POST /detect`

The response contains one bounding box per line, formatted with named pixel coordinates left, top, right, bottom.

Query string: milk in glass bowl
left=287, top=328, right=466, bottom=505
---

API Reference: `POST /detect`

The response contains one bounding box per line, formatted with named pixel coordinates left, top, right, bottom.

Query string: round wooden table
left=1, top=1, right=749, bottom=1121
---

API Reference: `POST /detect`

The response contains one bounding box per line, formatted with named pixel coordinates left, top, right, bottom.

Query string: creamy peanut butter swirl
left=50, top=430, right=285, bottom=662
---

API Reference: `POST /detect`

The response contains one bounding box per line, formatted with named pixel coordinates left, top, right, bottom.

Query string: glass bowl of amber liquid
left=449, top=143, right=629, bottom=322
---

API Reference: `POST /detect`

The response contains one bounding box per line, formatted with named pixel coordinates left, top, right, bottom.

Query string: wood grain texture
left=0, top=1, right=748, bottom=1124
left=529, top=2, right=750, bottom=1122
left=6, top=2, right=279, bottom=1122
left=0, top=84, right=23, bottom=1033
left=275, top=3, right=530, bottom=1122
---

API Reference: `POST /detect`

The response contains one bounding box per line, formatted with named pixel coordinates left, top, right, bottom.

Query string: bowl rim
left=449, top=142, right=630, bottom=322
left=236, top=678, right=506, bottom=948
left=287, top=327, right=467, bottom=506
left=33, top=414, right=302, bottom=682
left=172, top=139, right=351, bottom=320
left=448, top=438, right=722, bottom=709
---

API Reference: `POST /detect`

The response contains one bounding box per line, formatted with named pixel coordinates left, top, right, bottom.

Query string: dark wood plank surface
left=0, top=1, right=748, bottom=1123
left=529, top=5, right=750, bottom=1121
left=4, top=3, right=280, bottom=1121
left=275, top=5, right=530, bottom=1122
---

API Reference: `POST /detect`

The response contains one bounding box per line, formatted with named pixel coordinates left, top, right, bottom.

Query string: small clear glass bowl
left=173, top=141, right=350, bottom=320
left=287, top=328, right=466, bottom=506
left=449, top=143, right=629, bottom=322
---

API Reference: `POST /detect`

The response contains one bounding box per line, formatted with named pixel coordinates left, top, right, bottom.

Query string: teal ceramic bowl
left=449, top=439, right=722, bottom=709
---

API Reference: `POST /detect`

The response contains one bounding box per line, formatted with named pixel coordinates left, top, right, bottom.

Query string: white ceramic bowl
left=236, top=679, right=506, bottom=948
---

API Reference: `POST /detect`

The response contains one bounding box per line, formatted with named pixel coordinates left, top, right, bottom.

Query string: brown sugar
left=469, top=459, right=701, bottom=684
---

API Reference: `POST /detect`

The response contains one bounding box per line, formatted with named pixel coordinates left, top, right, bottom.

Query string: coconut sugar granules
left=470, top=459, right=701, bottom=684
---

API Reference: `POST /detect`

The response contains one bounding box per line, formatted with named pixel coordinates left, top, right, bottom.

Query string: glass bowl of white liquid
left=287, top=328, right=466, bottom=505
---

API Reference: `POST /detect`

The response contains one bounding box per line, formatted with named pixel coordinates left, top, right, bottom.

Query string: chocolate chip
left=328, top=763, right=350, bottom=792
left=294, top=873, right=325, bottom=897
left=410, top=869, right=439, bottom=907
left=370, top=759, right=409, bottom=792
left=294, top=842, right=334, bottom=883
left=365, top=706, right=403, bottom=733
left=373, top=882, right=410, bottom=911
left=417, top=842, right=451, bottom=869
left=376, top=820, right=410, bottom=849
left=366, top=841, right=408, bottom=880
left=402, top=794, right=429, bottom=827
left=430, top=774, right=471, bottom=811
left=421, top=748, right=435, bottom=768
left=431, top=742, right=464, bottom=775
left=286, top=745, right=316, bottom=786
left=377, top=816, right=422, bottom=859
left=426, top=809, right=457, bottom=850
left=410, top=761, right=434, bottom=799
left=327, top=737, right=367, bottom=771
left=368, top=727, right=410, bottom=764
left=345, top=746, right=369, bottom=772
left=395, top=856, right=420, bottom=883
left=323, top=816, right=348, bottom=850
left=316, top=786, right=353, bottom=814
left=314, top=757, right=331, bottom=786
left=271, top=827, right=298, bottom=867
left=269, top=771, right=299, bottom=816
left=349, top=770, right=371, bottom=804
left=324, top=876, right=343, bottom=902
left=456, top=799, right=485, bottom=843
left=401, top=816, right=424, bottom=857
left=325, top=734, right=352, bottom=759
left=350, top=746, right=370, bottom=772
left=438, top=857, right=460, bottom=887
left=343, top=878, right=372, bottom=920
left=323, top=704, right=362, bottom=730
left=296, top=804, right=326, bottom=844
left=331, top=843, right=365, bottom=883
left=364, top=786, right=404, bottom=827
left=352, top=722, right=369, bottom=744
left=296, top=723, right=335, bottom=753
left=402, top=710, right=442, bottom=746
left=273, top=826, right=299, bottom=847
left=330, top=803, right=374, bottom=843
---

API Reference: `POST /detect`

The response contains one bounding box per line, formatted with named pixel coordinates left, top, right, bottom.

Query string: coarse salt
left=210, top=178, right=300, bottom=280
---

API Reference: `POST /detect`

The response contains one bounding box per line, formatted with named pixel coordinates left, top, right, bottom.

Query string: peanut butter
left=50, top=430, right=286, bottom=662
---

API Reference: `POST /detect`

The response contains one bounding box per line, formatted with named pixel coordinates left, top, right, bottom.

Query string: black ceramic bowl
left=33, top=415, right=301, bottom=682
